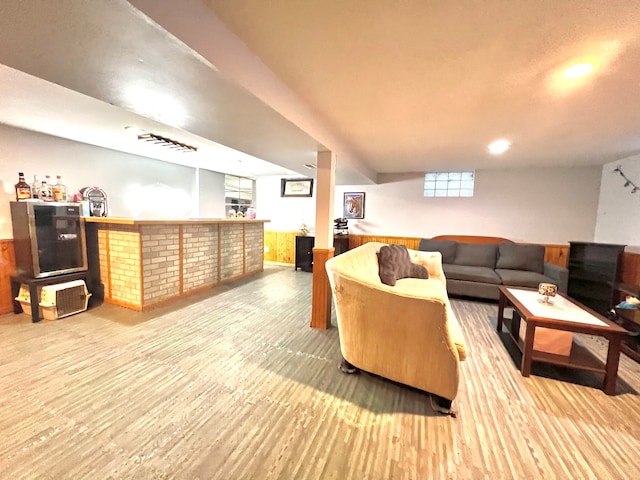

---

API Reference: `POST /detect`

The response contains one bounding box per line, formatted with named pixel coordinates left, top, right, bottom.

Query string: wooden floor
left=1, top=265, right=639, bottom=479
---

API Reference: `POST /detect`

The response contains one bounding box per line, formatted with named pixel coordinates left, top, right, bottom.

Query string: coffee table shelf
left=502, top=316, right=605, bottom=374
left=497, top=286, right=628, bottom=395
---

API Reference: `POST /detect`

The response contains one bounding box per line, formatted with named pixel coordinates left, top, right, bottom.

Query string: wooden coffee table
left=497, top=286, right=629, bottom=395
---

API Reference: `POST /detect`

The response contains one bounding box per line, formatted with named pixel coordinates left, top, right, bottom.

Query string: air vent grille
left=138, top=133, right=198, bottom=153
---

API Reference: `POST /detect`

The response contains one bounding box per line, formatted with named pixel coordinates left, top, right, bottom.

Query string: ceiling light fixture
left=488, top=139, right=511, bottom=155
left=123, top=125, right=147, bottom=136
left=563, top=63, right=593, bottom=79
left=303, top=163, right=317, bottom=169
left=137, top=132, right=198, bottom=153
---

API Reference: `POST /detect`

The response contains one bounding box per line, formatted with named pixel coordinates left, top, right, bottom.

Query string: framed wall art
left=281, top=178, right=314, bottom=197
left=343, top=192, right=365, bottom=219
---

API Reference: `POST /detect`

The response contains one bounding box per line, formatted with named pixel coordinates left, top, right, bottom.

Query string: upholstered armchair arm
left=544, top=263, right=569, bottom=293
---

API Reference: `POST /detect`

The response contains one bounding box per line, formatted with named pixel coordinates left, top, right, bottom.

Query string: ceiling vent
left=138, top=133, right=198, bottom=153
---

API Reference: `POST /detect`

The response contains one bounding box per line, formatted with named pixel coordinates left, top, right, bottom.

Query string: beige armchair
left=325, top=242, right=467, bottom=404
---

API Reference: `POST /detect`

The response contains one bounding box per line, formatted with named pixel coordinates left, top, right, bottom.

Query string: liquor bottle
left=39, top=176, right=53, bottom=201
left=15, top=172, right=32, bottom=201
left=52, top=175, right=67, bottom=201
left=30, top=174, right=40, bottom=199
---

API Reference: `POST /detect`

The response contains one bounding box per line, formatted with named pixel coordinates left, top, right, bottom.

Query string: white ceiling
left=2, top=0, right=640, bottom=183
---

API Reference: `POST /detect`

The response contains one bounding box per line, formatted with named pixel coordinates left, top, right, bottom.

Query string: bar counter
left=84, top=217, right=268, bottom=311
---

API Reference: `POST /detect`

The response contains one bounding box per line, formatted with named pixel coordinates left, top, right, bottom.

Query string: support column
left=310, top=150, right=336, bottom=329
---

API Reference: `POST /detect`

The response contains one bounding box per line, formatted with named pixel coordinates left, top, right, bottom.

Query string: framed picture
left=343, top=192, right=365, bottom=219
left=281, top=178, right=314, bottom=197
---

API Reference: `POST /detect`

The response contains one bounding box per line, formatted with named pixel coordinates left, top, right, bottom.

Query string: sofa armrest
left=544, top=263, right=568, bottom=293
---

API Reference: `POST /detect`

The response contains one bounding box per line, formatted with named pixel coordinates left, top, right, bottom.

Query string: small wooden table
left=497, top=286, right=629, bottom=395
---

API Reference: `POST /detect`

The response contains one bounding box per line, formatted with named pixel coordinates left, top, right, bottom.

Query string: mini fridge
left=10, top=201, right=88, bottom=278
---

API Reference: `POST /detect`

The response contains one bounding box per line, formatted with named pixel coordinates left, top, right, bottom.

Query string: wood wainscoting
left=263, top=230, right=299, bottom=264
left=0, top=239, right=16, bottom=315
left=621, top=251, right=640, bottom=287
left=264, top=231, right=570, bottom=268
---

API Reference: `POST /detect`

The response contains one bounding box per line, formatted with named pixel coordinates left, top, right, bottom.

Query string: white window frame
left=424, top=171, right=475, bottom=197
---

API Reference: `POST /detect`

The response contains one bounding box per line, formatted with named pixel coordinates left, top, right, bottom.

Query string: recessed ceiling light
left=488, top=139, right=511, bottom=155
left=563, top=63, right=593, bottom=79
left=124, top=125, right=146, bottom=136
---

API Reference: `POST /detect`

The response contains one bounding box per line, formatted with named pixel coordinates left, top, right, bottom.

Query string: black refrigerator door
left=33, top=204, right=85, bottom=274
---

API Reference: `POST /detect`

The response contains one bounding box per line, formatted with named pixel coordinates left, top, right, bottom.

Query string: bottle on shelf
left=30, top=174, right=40, bottom=199
left=52, top=175, right=67, bottom=202
left=14, top=172, right=32, bottom=201
left=38, top=175, right=53, bottom=201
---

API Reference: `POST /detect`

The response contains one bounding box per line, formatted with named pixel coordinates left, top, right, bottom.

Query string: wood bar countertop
left=83, top=217, right=270, bottom=225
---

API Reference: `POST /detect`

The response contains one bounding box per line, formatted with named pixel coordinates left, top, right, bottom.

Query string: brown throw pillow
left=377, top=244, right=429, bottom=286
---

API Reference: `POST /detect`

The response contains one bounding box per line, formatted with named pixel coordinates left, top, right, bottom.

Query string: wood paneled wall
left=0, top=240, right=16, bottom=314
left=264, top=231, right=571, bottom=268
left=1, top=234, right=638, bottom=315
left=263, top=230, right=298, bottom=264
left=621, top=251, right=640, bottom=287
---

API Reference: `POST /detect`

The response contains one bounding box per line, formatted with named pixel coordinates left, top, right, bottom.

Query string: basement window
left=424, top=171, right=475, bottom=197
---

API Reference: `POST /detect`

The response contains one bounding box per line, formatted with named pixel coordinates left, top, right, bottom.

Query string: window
left=225, top=175, right=254, bottom=213
left=424, top=171, right=474, bottom=197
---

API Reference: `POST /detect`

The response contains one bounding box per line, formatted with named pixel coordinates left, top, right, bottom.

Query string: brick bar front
left=85, top=217, right=267, bottom=311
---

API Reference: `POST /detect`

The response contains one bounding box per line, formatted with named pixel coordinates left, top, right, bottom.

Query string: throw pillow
left=496, top=243, right=545, bottom=273
left=377, top=244, right=429, bottom=286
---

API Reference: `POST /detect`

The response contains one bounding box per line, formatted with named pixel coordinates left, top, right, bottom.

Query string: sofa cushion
left=418, top=239, right=457, bottom=264
left=495, top=269, right=554, bottom=288
left=443, top=264, right=502, bottom=284
left=496, top=243, right=545, bottom=273
left=452, top=243, right=498, bottom=268
left=377, top=244, right=429, bottom=286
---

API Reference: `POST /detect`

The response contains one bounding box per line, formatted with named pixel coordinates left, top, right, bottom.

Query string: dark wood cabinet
left=295, top=235, right=349, bottom=271
left=567, top=241, right=625, bottom=316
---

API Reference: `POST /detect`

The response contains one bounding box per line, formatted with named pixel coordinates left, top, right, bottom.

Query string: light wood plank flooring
left=1, top=265, right=639, bottom=479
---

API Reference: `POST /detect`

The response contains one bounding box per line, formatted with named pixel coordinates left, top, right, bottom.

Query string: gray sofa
left=418, top=238, right=568, bottom=300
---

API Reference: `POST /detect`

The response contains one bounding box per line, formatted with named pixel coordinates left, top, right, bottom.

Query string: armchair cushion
left=377, top=244, right=428, bottom=286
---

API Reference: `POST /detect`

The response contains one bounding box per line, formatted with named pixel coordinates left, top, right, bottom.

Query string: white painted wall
left=198, top=168, right=226, bottom=218
left=595, top=156, right=640, bottom=250
left=0, top=125, right=226, bottom=239
left=258, top=167, right=601, bottom=245
left=0, top=122, right=607, bottom=247
left=255, top=176, right=316, bottom=232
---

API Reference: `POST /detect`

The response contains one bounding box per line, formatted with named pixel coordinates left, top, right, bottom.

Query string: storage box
left=39, top=280, right=91, bottom=320
left=519, top=322, right=573, bottom=356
